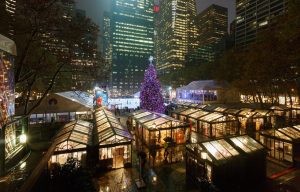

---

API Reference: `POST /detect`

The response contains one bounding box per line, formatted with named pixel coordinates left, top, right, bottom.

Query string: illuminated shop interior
left=95, top=108, right=132, bottom=169
left=130, top=110, right=189, bottom=166
left=259, top=126, right=300, bottom=165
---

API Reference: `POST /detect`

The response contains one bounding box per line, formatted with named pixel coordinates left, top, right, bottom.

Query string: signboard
left=95, top=88, right=108, bottom=107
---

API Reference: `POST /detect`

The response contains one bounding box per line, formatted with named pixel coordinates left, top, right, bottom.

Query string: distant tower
left=110, top=0, right=154, bottom=96
left=0, top=0, right=17, bottom=38
left=155, top=0, right=198, bottom=75
left=235, top=0, right=288, bottom=48
left=195, top=4, right=228, bottom=63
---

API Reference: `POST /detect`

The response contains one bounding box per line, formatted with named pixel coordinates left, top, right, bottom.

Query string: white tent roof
left=56, top=91, right=93, bottom=108
left=0, top=34, right=16, bottom=56
left=177, top=80, right=228, bottom=91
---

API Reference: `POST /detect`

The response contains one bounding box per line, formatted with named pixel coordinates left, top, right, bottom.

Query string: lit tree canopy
left=140, top=61, right=165, bottom=113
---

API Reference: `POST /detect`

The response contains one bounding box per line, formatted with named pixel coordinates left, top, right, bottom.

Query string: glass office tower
left=110, top=0, right=154, bottom=96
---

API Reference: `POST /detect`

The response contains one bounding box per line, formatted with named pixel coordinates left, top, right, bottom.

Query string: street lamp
left=20, top=134, right=27, bottom=143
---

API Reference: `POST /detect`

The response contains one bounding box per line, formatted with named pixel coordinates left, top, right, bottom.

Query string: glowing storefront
left=95, top=108, right=132, bottom=169
left=171, top=108, right=239, bottom=138
left=259, top=126, right=300, bottom=165
left=130, top=110, right=189, bottom=166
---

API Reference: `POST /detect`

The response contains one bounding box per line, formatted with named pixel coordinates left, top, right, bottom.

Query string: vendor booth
left=95, top=108, right=132, bottom=169
left=130, top=110, right=189, bottom=166
left=186, top=135, right=266, bottom=192
left=172, top=108, right=239, bottom=138
left=191, top=112, right=239, bottom=138
left=259, top=126, right=300, bottom=165
left=50, top=120, right=93, bottom=165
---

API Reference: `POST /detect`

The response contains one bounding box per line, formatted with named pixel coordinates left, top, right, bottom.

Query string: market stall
left=186, top=138, right=242, bottom=191
left=95, top=108, right=132, bottom=169
left=228, top=135, right=266, bottom=187
left=130, top=110, right=189, bottom=166
left=50, top=120, right=93, bottom=165
left=186, top=135, right=266, bottom=191
left=259, top=126, right=300, bottom=165
left=193, top=112, right=239, bottom=138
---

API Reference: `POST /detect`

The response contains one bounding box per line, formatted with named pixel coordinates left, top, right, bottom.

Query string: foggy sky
left=76, top=0, right=236, bottom=30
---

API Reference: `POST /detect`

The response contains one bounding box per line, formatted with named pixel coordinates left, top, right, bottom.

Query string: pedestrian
left=126, top=118, right=130, bottom=129
left=164, top=148, right=169, bottom=161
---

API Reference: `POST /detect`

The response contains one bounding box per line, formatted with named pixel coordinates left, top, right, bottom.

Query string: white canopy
left=177, top=80, right=228, bottom=91
left=0, top=34, right=17, bottom=56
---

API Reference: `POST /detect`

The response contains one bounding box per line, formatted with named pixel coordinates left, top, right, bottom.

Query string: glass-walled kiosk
left=130, top=110, right=189, bottom=166
left=95, top=108, right=132, bottom=169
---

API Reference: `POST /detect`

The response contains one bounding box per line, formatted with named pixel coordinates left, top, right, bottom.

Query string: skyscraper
left=155, top=0, right=198, bottom=74
left=103, top=12, right=112, bottom=70
left=235, top=0, right=288, bottom=47
left=110, top=0, right=154, bottom=96
left=193, top=4, right=228, bottom=63
left=197, top=4, right=228, bottom=47
left=0, top=0, right=17, bottom=38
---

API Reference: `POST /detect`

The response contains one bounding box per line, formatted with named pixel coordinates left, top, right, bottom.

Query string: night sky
left=76, top=0, right=236, bottom=30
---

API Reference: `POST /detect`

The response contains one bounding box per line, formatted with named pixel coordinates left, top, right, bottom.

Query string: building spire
left=149, top=56, right=154, bottom=65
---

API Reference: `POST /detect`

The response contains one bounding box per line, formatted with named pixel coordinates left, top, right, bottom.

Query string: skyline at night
left=76, top=0, right=236, bottom=31
left=1, top=0, right=299, bottom=191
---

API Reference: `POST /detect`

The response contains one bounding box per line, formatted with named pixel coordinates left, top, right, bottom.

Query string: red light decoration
left=154, top=5, right=159, bottom=13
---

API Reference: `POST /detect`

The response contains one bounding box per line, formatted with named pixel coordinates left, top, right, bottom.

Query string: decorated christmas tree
left=140, top=57, right=165, bottom=113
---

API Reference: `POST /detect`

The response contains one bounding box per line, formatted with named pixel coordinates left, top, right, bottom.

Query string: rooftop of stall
left=186, top=135, right=266, bottom=191
left=196, top=112, right=237, bottom=124
left=236, top=108, right=256, bottom=118
left=186, top=139, right=240, bottom=165
left=229, top=135, right=267, bottom=187
left=186, top=139, right=243, bottom=191
left=50, top=120, right=93, bottom=165
left=176, top=101, right=207, bottom=109
left=95, top=108, right=132, bottom=147
left=171, top=107, right=209, bottom=121
left=260, top=127, right=300, bottom=142
left=53, top=120, right=93, bottom=153
left=252, top=109, right=274, bottom=118
left=131, top=110, right=188, bottom=129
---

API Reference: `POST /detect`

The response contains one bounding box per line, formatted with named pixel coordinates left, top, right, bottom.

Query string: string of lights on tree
left=140, top=56, right=165, bottom=113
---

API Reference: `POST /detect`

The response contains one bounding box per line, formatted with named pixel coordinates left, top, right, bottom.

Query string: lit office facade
left=110, top=0, right=154, bottom=96
left=235, top=0, right=288, bottom=47
left=103, top=12, right=112, bottom=70
left=0, top=0, right=16, bottom=38
left=155, top=0, right=198, bottom=74
left=188, top=4, right=228, bottom=65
